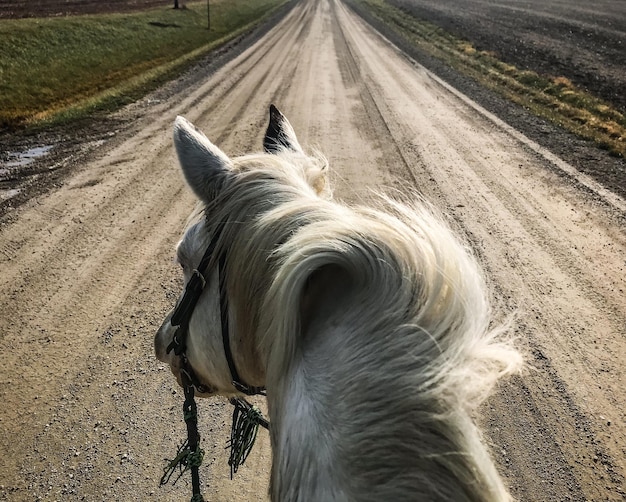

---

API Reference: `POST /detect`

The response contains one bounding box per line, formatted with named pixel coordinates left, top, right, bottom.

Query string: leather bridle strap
left=219, top=253, right=266, bottom=396
left=169, top=222, right=224, bottom=342
left=165, top=222, right=224, bottom=395
left=167, top=221, right=265, bottom=397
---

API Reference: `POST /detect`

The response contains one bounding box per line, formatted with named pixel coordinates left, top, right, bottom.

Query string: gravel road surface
left=0, top=0, right=624, bottom=500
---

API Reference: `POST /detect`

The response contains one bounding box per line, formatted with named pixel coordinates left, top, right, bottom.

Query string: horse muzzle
left=155, top=311, right=176, bottom=364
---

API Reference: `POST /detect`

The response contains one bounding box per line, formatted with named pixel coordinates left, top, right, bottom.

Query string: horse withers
left=155, top=105, right=522, bottom=501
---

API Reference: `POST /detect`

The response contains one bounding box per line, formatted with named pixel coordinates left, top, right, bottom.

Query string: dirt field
left=0, top=0, right=625, bottom=501
left=0, top=0, right=169, bottom=18
left=386, top=0, right=626, bottom=115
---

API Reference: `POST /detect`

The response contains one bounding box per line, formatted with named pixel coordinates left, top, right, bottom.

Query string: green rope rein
left=160, top=439, right=206, bottom=487
left=160, top=386, right=205, bottom=502
left=226, top=398, right=267, bottom=478
left=161, top=396, right=268, bottom=501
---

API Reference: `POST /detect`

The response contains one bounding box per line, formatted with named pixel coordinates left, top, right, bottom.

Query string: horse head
left=155, top=105, right=328, bottom=397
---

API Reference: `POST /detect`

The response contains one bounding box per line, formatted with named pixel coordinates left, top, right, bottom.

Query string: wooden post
left=207, top=0, right=210, bottom=30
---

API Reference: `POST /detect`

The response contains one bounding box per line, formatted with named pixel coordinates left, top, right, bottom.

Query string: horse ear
left=263, top=104, right=304, bottom=154
left=173, top=116, right=233, bottom=201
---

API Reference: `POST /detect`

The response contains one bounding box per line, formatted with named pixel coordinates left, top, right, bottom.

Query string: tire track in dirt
left=330, top=0, right=420, bottom=191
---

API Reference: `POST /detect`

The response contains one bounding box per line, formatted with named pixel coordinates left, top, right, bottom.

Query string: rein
left=160, top=222, right=269, bottom=501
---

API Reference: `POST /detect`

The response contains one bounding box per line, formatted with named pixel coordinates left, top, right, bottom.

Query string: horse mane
left=185, top=150, right=521, bottom=500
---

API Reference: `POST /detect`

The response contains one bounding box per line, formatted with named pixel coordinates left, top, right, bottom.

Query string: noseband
left=166, top=221, right=265, bottom=396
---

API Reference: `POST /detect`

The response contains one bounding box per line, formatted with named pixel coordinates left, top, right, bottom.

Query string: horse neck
left=264, top=270, right=355, bottom=501
left=267, top=325, right=350, bottom=501
left=264, top=313, right=510, bottom=502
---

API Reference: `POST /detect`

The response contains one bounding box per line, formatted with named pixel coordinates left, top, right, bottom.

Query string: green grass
left=352, top=0, right=625, bottom=158
left=0, top=0, right=286, bottom=129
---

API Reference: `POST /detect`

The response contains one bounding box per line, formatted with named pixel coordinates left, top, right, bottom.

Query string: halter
left=160, top=221, right=268, bottom=501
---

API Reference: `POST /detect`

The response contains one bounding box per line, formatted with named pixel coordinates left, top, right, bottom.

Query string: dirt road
left=1, top=0, right=624, bottom=500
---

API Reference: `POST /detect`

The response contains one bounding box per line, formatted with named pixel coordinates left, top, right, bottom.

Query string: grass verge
left=351, top=0, right=625, bottom=158
left=0, top=0, right=286, bottom=130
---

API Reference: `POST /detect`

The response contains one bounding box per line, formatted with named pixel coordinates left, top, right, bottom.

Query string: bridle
left=160, top=220, right=268, bottom=501
left=165, top=221, right=265, bottom=396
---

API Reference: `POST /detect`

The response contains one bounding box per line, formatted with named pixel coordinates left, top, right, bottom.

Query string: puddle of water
left=4, top=145, right=54, bottom=168
left=0, top=188, right=21, bottom=201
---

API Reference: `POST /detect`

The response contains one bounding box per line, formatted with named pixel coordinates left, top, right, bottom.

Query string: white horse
left=155, top=106, right=522, bottom=501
